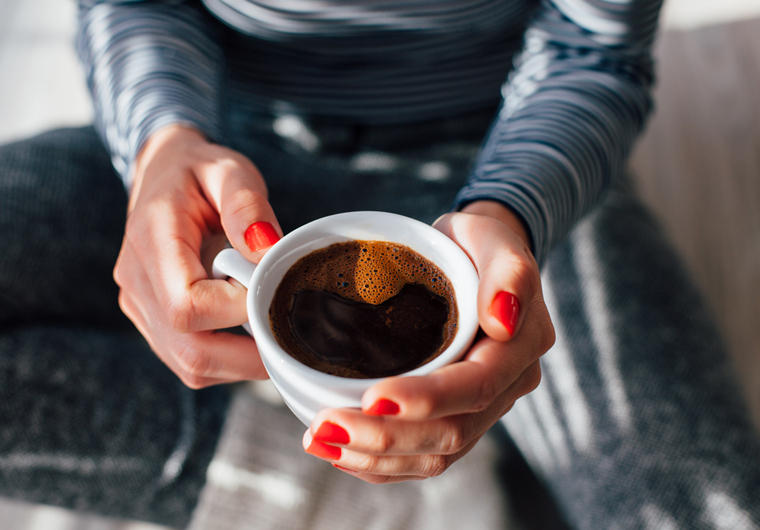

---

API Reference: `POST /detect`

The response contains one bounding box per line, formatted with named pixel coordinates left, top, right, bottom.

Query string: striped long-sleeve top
left=76, top=0, right=662, bottom=265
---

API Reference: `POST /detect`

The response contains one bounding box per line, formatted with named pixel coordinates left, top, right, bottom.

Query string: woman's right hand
left=114, top=125, right=281, bottom=388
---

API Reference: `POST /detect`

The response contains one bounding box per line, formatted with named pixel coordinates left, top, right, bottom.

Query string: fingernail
left=332, top=464, right=354, bottom=472
left=306, top=440, right=342, bottom=460
left=364, top=398, right=400, bottom=416
left=313, top=422, right=350, bottom=445
left=491, top=291, right=520, bottom=336
left=244, top=221, right=280, bottom=252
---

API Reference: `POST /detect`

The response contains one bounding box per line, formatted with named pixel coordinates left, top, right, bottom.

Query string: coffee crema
left=269, top=240, right=458, bottom=378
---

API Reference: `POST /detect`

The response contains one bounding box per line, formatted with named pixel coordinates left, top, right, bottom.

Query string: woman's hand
left=301, top=201, right=555, bottom=483
left=114, top=125, right=282, bottom=388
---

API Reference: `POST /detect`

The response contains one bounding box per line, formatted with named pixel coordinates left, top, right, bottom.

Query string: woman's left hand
left=301, top=201, right=556, bottom=483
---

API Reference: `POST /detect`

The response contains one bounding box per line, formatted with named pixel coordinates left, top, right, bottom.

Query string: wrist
left=130, top=125, right=208, bottom=208
left=135, top=125, right=207, bottom=169
left=460, top=200, right=533, bottom=253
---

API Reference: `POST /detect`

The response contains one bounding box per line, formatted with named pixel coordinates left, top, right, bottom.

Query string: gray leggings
left=1, top=119, right=758, bottom=529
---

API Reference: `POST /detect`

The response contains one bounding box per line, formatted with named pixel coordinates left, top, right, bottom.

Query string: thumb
left=434, top=211, right=540, bottom=342
left=195, top=147, right=282, bottom=263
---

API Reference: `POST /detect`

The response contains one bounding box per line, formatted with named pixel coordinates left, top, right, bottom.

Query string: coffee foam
left=269, top=240, right=459, bottom=378
left=284, top=240, right=452, bottom=305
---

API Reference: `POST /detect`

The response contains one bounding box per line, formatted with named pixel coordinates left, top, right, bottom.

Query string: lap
left=0, top=324, right=229, bottom=528
left=224, top=109, right=491, bottom=232
left=7, top=122, right=758, bottom=530
left=0, top=118, right=485, bottom=527
left=0, top=127, right=128, bottom=327
left=0, top=128, right=229, bottom=528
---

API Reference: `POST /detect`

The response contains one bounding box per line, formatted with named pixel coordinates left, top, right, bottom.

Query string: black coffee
left=269, top=240, right=458, bottom=378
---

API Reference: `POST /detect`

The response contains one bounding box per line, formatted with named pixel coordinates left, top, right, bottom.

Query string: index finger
left=125, top=201, right=249, bottom=333
left=361, top=306, right=549, bottom=420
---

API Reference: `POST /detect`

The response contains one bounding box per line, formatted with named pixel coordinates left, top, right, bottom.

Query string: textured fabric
left=0, top=127, right=127, bottom=327
left=454, top=0, right=660, bottom=263
left=188, top=386, right=510, bottom=530
left=3, top=118, right=760, bottom=530
left=76, top=0, right=224, bottom=180
left=75, top=0, right=661, bottom=265
left=222, top=107, right=493, bottom=233
left=504, top=187, right=760, bottom=529
left=0, top=128, right=230, bottom=529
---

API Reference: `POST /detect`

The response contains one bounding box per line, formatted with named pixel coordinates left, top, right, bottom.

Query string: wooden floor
left=629, top=17, right=760, bottom=427
left=1, top=8, right=759, bottom=530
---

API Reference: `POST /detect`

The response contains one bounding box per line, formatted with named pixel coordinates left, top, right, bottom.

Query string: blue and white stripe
left=454, top=0, right=661, bottom=263
left=76, top=0, right=663, bottom=263
left=77, top=0, right=225, bottom=182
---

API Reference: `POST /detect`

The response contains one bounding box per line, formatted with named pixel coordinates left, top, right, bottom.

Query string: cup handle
left=212, top=248, right=257, bottom=336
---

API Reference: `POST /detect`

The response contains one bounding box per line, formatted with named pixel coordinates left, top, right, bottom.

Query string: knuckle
left=166, top=295, right=201, bottom=333
left=113, top=262, right=125, bottom=287
left=358, top=455, right=382, bottom=475
left=179, top=373, right=207, bottom=390
left=473, top=375, right=498, bottom=412
left=422, top=455, right=451, bottom=478
left=541, top=319, right=557, bottom=352
left=525, top=362, right=542, bottom=394
left=226, top=189, right=268, bottom=220
left=440, top=419, right=469, bottom=454
left=372, top=430, right=394, bottom=454
left=112, top=247, right=134, bottom=290
left=414, top=393, right=438, bottom=418
left=175, top=343, right=214, bottom=379
left=117, top=290, right=129, bottom=313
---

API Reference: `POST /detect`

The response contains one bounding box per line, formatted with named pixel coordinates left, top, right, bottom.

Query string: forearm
left=76, top=0, right=225, bottom=190
left=455, top=0, right=662, bottom=265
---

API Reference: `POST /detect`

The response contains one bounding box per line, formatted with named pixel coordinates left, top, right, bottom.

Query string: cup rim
left=246, top=211, right=480, bottom=390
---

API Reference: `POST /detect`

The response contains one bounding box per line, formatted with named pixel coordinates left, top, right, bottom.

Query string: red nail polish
left=332, top=464, right=353, bottom=472
left=313, top=422, right=350, bottom=445
left=364, top=398, right=400, bottom=416
left=306, top=441, right=342, bottom=460
left=491, top=291, right=520, bottom=336
left=244, top=221, right=280, bottom=252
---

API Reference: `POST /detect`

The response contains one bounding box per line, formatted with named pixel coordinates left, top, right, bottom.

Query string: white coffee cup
left=212, top=211, right=480, bottom=425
